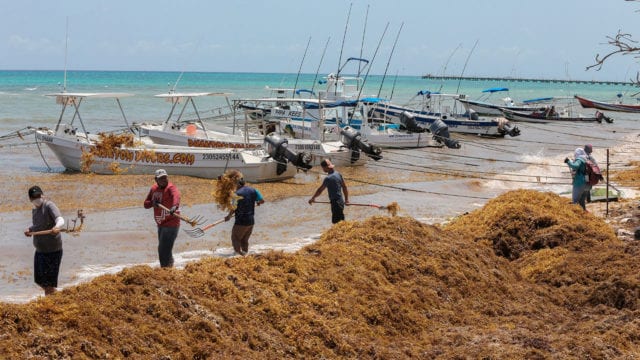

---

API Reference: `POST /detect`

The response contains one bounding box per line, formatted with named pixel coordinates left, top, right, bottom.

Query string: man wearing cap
left=308, top=159, right=349, bottom=223
left=223, top=170, right=265, bottom=256
left=24, top=185, right=65, bottom=296
left=144, top=169, right=181, bottom=267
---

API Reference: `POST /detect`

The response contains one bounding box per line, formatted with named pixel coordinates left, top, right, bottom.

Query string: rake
left=312, top=200, right=385, bottom=209
left=29, top=209, right=87, bottom=235
left=312, top=201, right=400, bottom=215
left=157, top=204, right=205, bottom=227
left=183, top=216, right=228, bottom=238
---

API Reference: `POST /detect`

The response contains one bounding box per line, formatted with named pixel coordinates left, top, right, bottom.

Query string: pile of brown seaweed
left=1, top=189, right=640, bottom=359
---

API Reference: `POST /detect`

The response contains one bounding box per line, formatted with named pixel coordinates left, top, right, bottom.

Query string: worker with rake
left=219, top=170, right=265, bottom=256
left=144, top=169, right=181, bottom=268
left=309, top=159, right=350, bottom=224
left=24, top=185, right=65, bottom=296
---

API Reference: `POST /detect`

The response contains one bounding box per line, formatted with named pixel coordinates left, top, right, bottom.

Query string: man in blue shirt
left=224, top=171, right=264, bottom=256
left=309, top=159, right=350, bottom=223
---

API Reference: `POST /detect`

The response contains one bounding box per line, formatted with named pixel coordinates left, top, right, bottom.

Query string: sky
left=2, top=0, right=639, bottom=81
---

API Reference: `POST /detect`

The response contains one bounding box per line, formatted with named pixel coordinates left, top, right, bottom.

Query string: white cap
left=155, top=169, right=168, bottom=178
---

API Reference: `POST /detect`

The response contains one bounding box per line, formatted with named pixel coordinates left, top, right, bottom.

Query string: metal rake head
left=184, top=227, right=206, bottom=238
left=184, top=215, right=206, bottom=227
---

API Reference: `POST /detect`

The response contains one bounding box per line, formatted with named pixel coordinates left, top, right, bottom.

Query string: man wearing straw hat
left=143, top=169, right=181, bottom=267
left=308, top=159, right=350, bottom=224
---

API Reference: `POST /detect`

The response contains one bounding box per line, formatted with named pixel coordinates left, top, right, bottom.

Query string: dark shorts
left=34, top=250, right=63, bottom=288
left=331, top=199, right=345, bottom=224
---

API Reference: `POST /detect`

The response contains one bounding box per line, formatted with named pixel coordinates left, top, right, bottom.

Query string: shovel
left=183, top=216, right=229, bottom=238
left=157, top=204, right=205, bottom=227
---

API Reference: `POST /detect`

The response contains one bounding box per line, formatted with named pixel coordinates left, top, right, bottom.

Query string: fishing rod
left=293, top=36, right=312, bottom=98
left=357, top=4, right=370, bottom=84
left=388, top=70, right=399, bottom=101
left=455, top=39, right=478, bottom=95
left=377, top=22, right=404, bottom=98
left=335, top=2, right=353, bottom=88
left=436, top=43, right=461, bottom=94
left=348, top=22, right=389, bottom=123
left=311, top=36, right=331, bottom=94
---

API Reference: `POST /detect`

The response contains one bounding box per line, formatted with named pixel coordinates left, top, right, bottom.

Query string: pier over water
left=421, top=75, right=634, bottom=87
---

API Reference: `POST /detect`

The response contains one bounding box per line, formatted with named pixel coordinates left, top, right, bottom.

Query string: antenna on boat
left=455, top=39, right=478, bottom=94
left=377, top=22, right=403, bottom=98
left=170, top=36, right=203, bottom=94
left=63, top=17, right=69, bottom=93
left=311, top=36, right=331, bottom=94
left=293, top=36, right=312, bottom=98
left=357, top=4, right=369, bottom=83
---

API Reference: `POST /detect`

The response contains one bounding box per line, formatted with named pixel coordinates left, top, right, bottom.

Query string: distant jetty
left=421, top=74, right=635, bottom=87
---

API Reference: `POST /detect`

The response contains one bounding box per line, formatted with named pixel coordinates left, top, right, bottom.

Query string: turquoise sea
left=0, top=70, right=639, bottom=303
left=1, top=69, right=638, bottom=129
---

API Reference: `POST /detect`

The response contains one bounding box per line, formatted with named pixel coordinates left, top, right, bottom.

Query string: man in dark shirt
left=24, top=185, right=65, bottom=296
left=224, top=170, right=265, bottom=256
left=309, top=159, right=350, bottom=224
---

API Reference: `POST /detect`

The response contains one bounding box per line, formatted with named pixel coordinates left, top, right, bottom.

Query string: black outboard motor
left=429, top=119, right=461, bottom=149
left=495, top=117, right=521, bottom=137
left=340, top=126, right=383, bottom=163
left=264, top=133, right=313, bottom=175
left=399, top=111, right=427, bottom=133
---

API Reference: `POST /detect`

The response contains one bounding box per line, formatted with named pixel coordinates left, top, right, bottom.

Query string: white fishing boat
left=34, top=92, right=309, bottom=182
left=137, top=92, right=381, bottom=167
left=235, top=63, right=453, bottom=149
left=366, top=93, right=521, bottom=138
left=457, top=87, right=546, bottom=116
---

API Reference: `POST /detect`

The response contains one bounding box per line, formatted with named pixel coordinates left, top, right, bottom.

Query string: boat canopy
left=295, top=89, right=316, bottom=96
left=154, top=92, right=232, bottom=98
left=481, top=87, right=509, bottom=93
left=417, top=90, right=440, bottom=96
left=522, top=97, right=554, bottom=104
left=45, top=92, right=135, bottom=99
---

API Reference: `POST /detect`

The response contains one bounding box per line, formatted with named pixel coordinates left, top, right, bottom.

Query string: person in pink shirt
left=143, top=169, right=181, bottom=267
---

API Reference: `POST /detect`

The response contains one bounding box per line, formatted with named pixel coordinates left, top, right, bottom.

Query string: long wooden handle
left=29, top=229, right=66, bottom=236
left=312, top=200, right=382, bottom=208
left=201, top=218, right=226, bottom=232
left=157, top=203, right=192, bottom=223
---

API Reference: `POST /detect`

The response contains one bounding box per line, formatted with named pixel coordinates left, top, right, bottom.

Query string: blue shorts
left=34, top=250, right=63, bottom=288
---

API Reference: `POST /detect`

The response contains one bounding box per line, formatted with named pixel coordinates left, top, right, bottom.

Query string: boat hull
left=575, top=95, right=640, bottom=113
left=369, top=103, right=509, bottom=137
left=501, top=109, right=604, bottom=123
left=35, top=128, right=298, bottom=182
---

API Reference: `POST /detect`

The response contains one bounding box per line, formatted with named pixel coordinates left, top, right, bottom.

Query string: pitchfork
left=157, top=204, right=205, bottom=227
left=183, top=216, right=229, bottom=238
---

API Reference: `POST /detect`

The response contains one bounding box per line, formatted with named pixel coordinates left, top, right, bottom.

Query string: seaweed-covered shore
left=1, top=189, right=639, bottom=359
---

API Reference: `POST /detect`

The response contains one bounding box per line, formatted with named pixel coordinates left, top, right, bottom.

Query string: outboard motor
left=340, top=126, right=383, bottom=163
left=399, top=111, right=427, bottom=133
left=496, top=117, right=521, bottom=137
left=264, top=133, right=313, bottom=175
left=429, top=119, right=461, bottom=149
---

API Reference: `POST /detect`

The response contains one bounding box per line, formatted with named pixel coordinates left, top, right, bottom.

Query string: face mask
left=31, top=198, right=44, bottom=207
